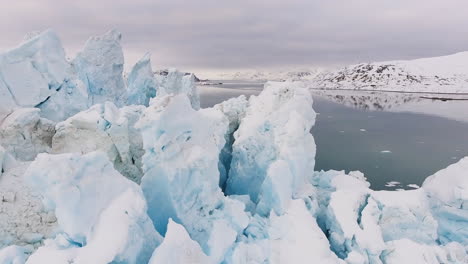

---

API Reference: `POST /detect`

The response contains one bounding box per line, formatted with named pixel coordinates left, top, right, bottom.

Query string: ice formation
left=0, top=30, right=467, bottom=264
left=51, top=102, right=145, bottom=182
left=73, top=30, right=126, bottom=106
left=0, top=162, right=58, bottom=250
left=0, top=30, right=70, bottom=116
left=226, top=81, right=316, bottom=216
left=126, top=53, right=158, bottom=106
left=0, top=108, right=55, bottom=161
left=148, top=219, right=211, bottom=264
left=24, top=152, right=161, bottom=264
left=137, top=94, right=248, bottom=262
left=154, top=68, right=200, bottom=109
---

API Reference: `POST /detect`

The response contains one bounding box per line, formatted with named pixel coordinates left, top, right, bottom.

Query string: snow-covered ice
left=24, top=152, right=162, bottom=264
left=0, top=108, right=55, bottom=161
left=51, top=102, right=145, bottom=182
left=385, top=181, right=400, bottom=187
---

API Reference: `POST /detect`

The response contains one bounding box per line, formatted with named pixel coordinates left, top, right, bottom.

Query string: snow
left=148, top=219, right=211, bottom=264
left=0, top=245, right=27, bottom=264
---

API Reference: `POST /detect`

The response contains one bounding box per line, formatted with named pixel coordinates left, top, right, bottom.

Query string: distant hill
left=309, top=52, right=468, bottom=93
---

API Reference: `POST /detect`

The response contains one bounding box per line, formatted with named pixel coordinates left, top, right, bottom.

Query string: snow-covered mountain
left=212, top=69, right=320, bottom=81
left=310, top=52, right=468, bottom=93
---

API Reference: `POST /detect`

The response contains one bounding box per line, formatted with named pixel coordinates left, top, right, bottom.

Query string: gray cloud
left=1, top=0, right=468, bottom=73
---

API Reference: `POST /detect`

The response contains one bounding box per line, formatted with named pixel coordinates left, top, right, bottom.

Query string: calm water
left=199, top=81, right=468, bottom=190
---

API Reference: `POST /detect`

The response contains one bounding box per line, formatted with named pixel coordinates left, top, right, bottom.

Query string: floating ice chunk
left=126, top=53, right=158, bottom=106
left=385, top=181, right=400, bottom=187
left=359, top=129, right=366, bottom=132
left=52, top=102, right=145, bottom=182
left=154, top=68, right=200, bottom=109
left=0, top=245, right=27, bottom=264
left=226, top=82, right=316, bottom=215
left=73, top=29, right=126, bottom=106
left=25, top=152, right=161, bottom=263
left=149, top=219, right=211, bottom=264
left=0, top=108, right=55, bottom=161
left=380, top=150, right=392, bottom=153
left=137, top=94, right=248, bottom=261
left=422, top=157, right=468, bottom=244
left=407, top=184, right=420, bottom=189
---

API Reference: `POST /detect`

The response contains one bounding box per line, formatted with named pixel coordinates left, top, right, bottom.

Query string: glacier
left=0, top=30, right=467, bottom=264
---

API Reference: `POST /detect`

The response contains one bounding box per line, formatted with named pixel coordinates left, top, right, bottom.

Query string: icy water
left=199, top=81, right=468, bottom=190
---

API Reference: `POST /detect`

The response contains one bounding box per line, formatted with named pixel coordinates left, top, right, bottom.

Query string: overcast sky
left=1, top=0, right=468, bottom=74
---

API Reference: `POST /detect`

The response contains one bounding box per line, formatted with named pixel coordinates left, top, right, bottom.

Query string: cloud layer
left=1, top=0, right=468, bottom=72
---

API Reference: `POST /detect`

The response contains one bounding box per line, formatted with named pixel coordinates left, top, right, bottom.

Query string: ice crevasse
left=0, top=29, right=467, bottom=264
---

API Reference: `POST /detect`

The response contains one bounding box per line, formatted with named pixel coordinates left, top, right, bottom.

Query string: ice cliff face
left=310, top=52, right=468, bottom=93
left=136, top=94, right=248, bottom=262
left=73, top=30, right=127, bottom=107
left=0, top=30, right=467, bottom=264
